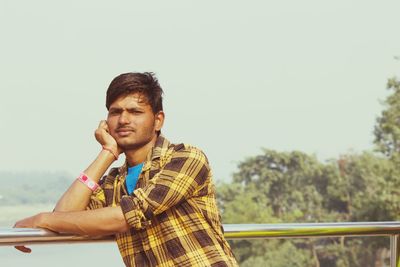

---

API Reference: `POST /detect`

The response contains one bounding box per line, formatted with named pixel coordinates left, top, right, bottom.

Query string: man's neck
left=124, top=135, right=158, bottom=166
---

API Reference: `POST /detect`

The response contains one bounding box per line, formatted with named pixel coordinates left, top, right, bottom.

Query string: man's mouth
left=116, top=128, right=134, bottom=136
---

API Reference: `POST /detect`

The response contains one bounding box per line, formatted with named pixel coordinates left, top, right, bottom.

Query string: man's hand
left=95, top=120, right=122, bottom=155
left=13, top=213, right=46, bottom=253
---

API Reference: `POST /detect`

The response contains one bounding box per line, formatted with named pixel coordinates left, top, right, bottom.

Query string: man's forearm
left=39, top=207, right=129, bottom=236
left=54, top=150, right=116, bottom=212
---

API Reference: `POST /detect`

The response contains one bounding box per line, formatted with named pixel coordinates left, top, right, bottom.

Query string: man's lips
left=116, top=128, right=134, bottom=136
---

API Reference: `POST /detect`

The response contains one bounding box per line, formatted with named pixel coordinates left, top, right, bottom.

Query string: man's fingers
left=97, top=120, right=110, bottom=132
left=14, top=245, right=32, bottom=253
left=104, top=121, right=110, bottom=132
left=98, top=120, right=107, bottom=128
left=13, top=222, right=32, bottom=253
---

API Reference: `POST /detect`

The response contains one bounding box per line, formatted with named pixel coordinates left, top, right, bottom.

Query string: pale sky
left=1, top=0, right=400, bottom=182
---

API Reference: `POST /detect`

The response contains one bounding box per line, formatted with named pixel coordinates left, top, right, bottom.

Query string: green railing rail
left=1, top=222, right=400, bottom=267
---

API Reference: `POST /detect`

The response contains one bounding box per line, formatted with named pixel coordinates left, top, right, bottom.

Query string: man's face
left=107, top=93, right=163, bottom=151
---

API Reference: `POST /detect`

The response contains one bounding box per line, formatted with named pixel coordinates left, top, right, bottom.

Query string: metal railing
left=1, top=222, right=400, bottom=267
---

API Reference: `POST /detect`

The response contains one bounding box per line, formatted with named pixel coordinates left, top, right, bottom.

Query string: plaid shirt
left=87, top=135, right=238, bottom=267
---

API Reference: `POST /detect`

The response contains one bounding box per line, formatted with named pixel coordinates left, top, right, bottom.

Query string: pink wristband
left=77, top=173, right=99, bottom=191
left=102, top=146, right=119, bottom=160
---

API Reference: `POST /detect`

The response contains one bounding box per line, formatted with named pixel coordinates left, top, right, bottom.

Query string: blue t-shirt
left=126, top=163, right=144, bottom=195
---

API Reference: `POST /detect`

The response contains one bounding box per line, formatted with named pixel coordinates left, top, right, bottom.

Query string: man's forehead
left=110, top=93, right=150, bottom=108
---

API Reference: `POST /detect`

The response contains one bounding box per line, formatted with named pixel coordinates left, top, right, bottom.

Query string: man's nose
left=118, top=111, right=130, bottom=124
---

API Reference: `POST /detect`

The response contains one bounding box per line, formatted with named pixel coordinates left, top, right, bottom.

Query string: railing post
left=390, top=234, right=400, bottom=267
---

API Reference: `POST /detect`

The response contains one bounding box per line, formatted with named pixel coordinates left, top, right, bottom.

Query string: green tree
left=218, top=150, right=397, bottom=267
left=218, top=150, right=333, bottom=266
left=328, top=152, right=400, bottom=223
left=227, top=150, right=328, bottom=223
left=219, top=75, right=400, bottom=266
left=374, top=77, right=400, bottom=158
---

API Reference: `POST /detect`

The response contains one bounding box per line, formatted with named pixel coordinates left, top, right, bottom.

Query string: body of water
left=0, top=204, right=124, bottom=267
left=0, top=243, right=123, bottom=267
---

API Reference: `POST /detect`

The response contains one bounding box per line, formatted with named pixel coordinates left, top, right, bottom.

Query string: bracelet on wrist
left=77, top=173, right=99, bottom=192
left=102, top=146, right=119, bottom=160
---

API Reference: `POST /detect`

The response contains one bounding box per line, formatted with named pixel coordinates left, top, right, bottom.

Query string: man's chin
left=118, top=142, right=143, bottom=151
left=117, top=136, right=156, bottom=151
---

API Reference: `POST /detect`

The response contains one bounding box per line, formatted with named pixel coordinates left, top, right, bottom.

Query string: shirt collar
left=150, top=134, right=170, bottom=160
left=119, top=135, right=171, bottom=173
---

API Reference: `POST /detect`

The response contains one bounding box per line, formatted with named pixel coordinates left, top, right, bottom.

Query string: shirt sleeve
left=86, top=176, right=107, bottom=210
left=120, top=144, right=210, bottom=230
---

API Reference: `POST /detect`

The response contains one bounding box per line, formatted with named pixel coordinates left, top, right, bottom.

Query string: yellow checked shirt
left=87, top=135, right=238, bottom=267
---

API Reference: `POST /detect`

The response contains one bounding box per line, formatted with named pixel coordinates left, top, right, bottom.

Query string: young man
left=14, top=72, right=238, bottom=267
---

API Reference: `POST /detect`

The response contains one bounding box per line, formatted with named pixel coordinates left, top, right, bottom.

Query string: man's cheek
left=107, top=122, right=116, bottom=134
left=107, top=127, right=117, bottom=138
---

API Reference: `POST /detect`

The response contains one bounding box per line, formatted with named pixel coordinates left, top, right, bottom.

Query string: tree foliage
left=218, top=77, right=400, bottom=266
left=374, top=78, right=400, bottom=158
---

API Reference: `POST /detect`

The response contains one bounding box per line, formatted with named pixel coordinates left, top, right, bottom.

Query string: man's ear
left=154, top=111, right=165, bottom=131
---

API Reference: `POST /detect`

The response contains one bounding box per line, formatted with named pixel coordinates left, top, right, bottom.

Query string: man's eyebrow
left=127, top=107, right=144, bottom=111
left=109, top=107, right=122, bottom=112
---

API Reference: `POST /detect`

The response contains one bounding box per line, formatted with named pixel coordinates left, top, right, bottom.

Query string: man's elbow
left=117, top=221, right=130, bottom=233
left=114, top=208, right=130, bottom=233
